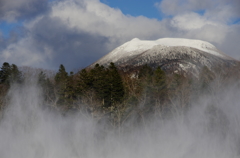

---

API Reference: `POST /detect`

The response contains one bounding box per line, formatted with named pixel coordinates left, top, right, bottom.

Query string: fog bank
left=0, top=80, right=240, bottom=158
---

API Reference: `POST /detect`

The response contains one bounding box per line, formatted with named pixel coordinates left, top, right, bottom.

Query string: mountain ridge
left=89, top=38, right=239, bottom=76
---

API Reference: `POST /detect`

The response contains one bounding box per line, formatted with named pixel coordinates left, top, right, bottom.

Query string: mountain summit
left=90, top=38, right=238, bottom=76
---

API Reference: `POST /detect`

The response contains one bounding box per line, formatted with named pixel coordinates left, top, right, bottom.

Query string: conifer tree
left=137, top=64, right=155, bottom=107
left=91, top=64, right=109, bottom=106
left=55, top=64, right=68, bottom=84
left=86, top=63, right=124, bottom=108
left=107, top=62, right=124, bottom=107
left=65, top=71, right=76, bottom=107
left=0, top=62, right=11, bottom=84
left=138, top=64, right=153, bottom=81
left=0, top=62, right=22, bottom=85
left=54, top=64, right=69, bottom=106
left=75, top=69, right=89, bottom=105
left=76, top=68, right=93, bottom=95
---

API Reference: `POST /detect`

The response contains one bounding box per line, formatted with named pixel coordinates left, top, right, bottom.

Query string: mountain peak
left=124, top=38, right=224, bottom=57
left=90, top=38, right=238, bottom=77
left=131, top=38, right=140, bottom=41
left=94, top=38, right=228, bottom=65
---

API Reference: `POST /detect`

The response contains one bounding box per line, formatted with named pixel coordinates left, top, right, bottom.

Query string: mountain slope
left=90, top=38, right=238, bottom=76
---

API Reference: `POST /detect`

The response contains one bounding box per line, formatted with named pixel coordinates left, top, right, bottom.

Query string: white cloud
left=0, top=36, right=53, bottom=68
left=0, top=0, right=171, bottom=70
left=50, top=0, right=166, bottom=45
left=169, top=12, right=228, bottom=44
left=0, top=0, right=240, bottom=70
left=154, top=0, right=240, bottom=57
left=217, top=25, right=240, bottom=59
left=170, top=13, right=216, bottom=30
left=156, top=0, right=240, bottom=23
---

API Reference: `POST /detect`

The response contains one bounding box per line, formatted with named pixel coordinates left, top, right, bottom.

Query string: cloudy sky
left=0, top=0, right=239, bottom=71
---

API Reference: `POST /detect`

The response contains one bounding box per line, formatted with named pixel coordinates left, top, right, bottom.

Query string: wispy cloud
left=155, top=0, right=240, bottom=23
left=0, top=0, right=240, bottom=71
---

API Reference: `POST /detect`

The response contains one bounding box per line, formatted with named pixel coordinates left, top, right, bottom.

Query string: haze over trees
left=0, top=61, right=239, bottom=128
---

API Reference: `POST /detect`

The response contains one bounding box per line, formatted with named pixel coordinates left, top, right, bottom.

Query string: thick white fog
left=0, top=80, right=240, bottom=158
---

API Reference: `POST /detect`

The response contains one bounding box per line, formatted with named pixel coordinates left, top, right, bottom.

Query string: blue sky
left=100, top=0, right=162, bottom=19
left=0, top=0, right=240, bottom=71
left=0, top=21, right=23, bottom=38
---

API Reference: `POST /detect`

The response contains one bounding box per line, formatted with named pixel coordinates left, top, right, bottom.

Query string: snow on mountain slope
left=124, top=38, right=223, bottom=57
left=94, top=38, right=227, bottom=66
left=90, top=38, right=238, bottom=76
left=155, top=38, right=224, bottom=57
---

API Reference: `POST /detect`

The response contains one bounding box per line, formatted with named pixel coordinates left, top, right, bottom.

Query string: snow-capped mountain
left=90, top=38, right=238, bottom=76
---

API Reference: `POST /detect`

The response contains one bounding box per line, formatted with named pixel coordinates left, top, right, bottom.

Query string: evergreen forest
left=0, top=62, right=239, bottom=128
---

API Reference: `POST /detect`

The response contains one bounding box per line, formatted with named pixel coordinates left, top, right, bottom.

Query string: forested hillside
left=0, top=62, right=239, bottom=128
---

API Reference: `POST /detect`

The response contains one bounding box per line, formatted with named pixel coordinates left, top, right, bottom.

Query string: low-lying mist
left=0, top=79, right=240, bottom=158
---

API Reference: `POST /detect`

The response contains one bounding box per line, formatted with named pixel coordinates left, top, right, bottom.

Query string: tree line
left=0, top=61, right=239, bottom=128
